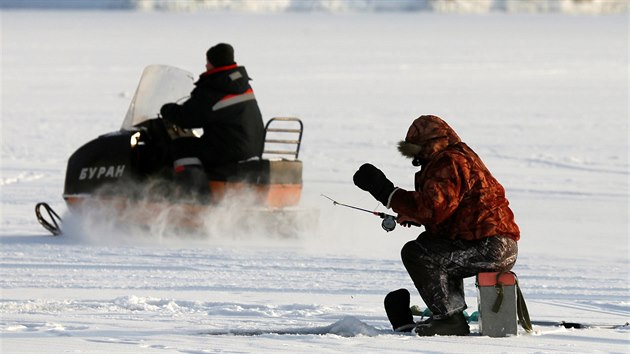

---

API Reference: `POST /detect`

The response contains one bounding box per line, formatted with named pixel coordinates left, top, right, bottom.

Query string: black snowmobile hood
left=195, top=64, right=252, bottom=95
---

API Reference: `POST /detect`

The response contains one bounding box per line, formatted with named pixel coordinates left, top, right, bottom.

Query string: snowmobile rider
left=352, top=115, right=520, bottom=336
left=160, top=43, right=265, bottom=196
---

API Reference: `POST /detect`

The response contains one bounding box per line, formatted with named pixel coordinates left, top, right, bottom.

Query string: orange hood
left=397, top=115, right=461, bottom=161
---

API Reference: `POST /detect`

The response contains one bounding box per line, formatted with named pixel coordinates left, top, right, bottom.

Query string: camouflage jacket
left=391, top=115, right=520, bottom=241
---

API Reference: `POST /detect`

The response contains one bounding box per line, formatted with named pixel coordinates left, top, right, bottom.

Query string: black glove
left=353, top=163, right=395, bottom=206
left=384, top=289, right=415, bottom=332
left=160, top=103, right=179, bottom=121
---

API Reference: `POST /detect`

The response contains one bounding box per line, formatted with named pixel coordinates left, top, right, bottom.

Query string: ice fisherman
left=352, top=115, right=520, bottom=336
left=160, top=43, right=265, bottom=194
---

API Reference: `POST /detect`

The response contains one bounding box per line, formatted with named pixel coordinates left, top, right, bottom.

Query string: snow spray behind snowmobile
left=35, top=65, right=317, bottom=237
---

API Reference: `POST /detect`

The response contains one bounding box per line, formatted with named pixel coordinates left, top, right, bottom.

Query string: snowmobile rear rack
left=262, top=117, right=303, bottom=160
left=35, top=202, right=62, bottom=236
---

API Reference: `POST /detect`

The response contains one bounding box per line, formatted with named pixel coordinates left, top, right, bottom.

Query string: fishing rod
left=321, top=194, right=398, bottom=232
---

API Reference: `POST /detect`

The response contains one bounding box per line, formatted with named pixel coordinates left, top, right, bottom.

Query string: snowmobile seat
left=206, top=158, right=301, bottom=184
left=205, top=117, right=304, bottom=208
left=206, top=159, right=302, bottom=208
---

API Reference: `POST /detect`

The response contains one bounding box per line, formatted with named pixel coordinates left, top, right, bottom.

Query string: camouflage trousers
left=401, top=234, right=518, bottom=320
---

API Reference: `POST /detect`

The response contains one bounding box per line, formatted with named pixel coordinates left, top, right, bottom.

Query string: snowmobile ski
left=35, top=202, right=63, bottom=236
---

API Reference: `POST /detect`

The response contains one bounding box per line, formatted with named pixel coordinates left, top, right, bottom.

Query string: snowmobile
left=36, top=65, right=314, bottom=237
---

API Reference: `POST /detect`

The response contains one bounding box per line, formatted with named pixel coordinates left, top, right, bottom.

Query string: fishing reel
left=380, top=214, right=397, bottom=232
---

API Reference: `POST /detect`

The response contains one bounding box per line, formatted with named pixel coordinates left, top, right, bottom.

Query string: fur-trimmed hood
left=397, top=115, right=461, bottom=161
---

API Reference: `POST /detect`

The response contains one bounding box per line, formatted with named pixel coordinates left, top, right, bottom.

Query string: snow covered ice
left=1, top=6, right=629, bottom=354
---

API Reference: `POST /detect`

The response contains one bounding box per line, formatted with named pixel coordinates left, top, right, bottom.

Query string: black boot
left=414, top=312, right=470, bottom=336
left=384, top=289, right=415, bottom=332
left=173, top=165, right=210, bottom=203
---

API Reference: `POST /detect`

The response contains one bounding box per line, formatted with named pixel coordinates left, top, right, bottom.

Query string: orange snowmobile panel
left=208, top=181, right=302, bottom=208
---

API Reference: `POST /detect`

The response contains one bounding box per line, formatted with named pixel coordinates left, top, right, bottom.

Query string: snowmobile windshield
left=121, top=65, right=195, bottom=130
